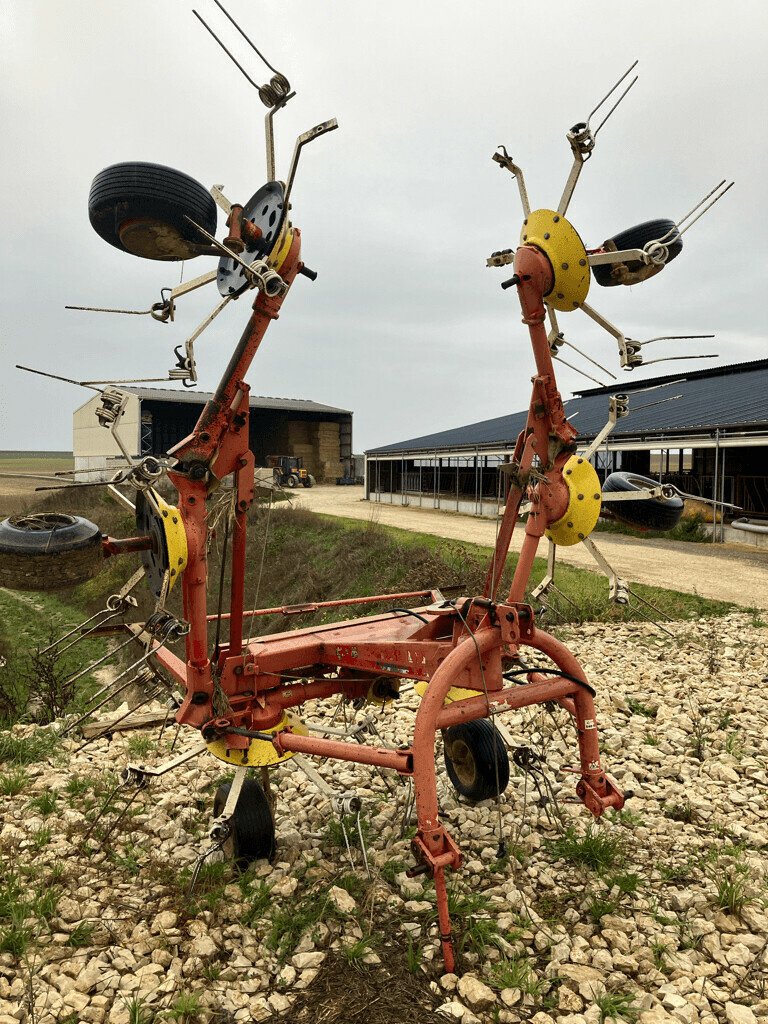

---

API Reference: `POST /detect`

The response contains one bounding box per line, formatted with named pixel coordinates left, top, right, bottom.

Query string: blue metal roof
left=367, top=359, right=768, bottom=454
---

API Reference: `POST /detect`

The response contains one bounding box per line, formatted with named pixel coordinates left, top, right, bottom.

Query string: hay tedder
left=0, top=8, right=732, bottom=971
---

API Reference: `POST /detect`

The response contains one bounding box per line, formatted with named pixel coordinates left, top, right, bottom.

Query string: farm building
left=365, top=359, right=768, bottom=520
left=73, top=387, right=352, bottom=482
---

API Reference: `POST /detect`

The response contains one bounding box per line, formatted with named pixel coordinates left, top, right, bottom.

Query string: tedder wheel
left=88, top=161, right=218, bottom=261
left=213, top=779, right=276, bottom=870
left=443, top=719, right=510, bottom=802
left=302, top=475, right=316, bottom=488
left=0, top=513, right=103, bottom=591
left=286, top=475, right=299, bottom=489
left=592, top=218, right=683, bottom=287
left=602, top=472, right=684, bottom=531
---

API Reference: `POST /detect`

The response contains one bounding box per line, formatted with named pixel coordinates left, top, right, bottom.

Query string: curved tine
left=16, top=364, right=103, bottom=393
left=561, top=339, right=618, bottom=380
left=673, top=180, right=727, bottom=235
left=38, top=608, right=112, bottom=654
left=641, top=354, right=718, bottom=367
left=213, top=0, right=282, bottom=76
left=61, top=634, right=137, bottom=687
left=553, top=354, right=608, bottom=388
left=639, top=335, right=714, bottom=347
left=53, top=609, right=124, bottom=657
left=65, top=305, right=153, bottom=316
left=593, top=75, right=639, bottom=138
left=192, top=9, right=261, bottom=92
left=586, top=60, right=638, bottom=128
left=675, top=181, right=734, bottom=239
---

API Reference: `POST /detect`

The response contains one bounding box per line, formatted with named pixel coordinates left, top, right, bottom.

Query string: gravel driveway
left=292, top=487, right=768, bottom=609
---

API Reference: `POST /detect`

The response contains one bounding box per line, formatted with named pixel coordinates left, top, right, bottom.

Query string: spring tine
left=548, top=582, right=581, bottom=612
left=63, top=673, right=149, bottom=737
left=640, top=354, right=718, bottom=368
left=169, top=722, right=183, bottom=754
left=73, top=688, right=166, bottom=754
left=15, top=364, right=103, bottom=393
left=156, top=703, right=173, bottom=749
left=627, top=394, right=682, bottom=413
left=82, top=779, right=126, bottom=842
left=212, top=0, right=281, bottom=75
left=53, top=610, right=123, bottom=658
left=38, top=607, right=111, bottom=655
left=65, top=304, right=154, bottom=316
left=587, top=60, right=639, bottom=128
left=561, top=339, right=618, bottom=380
left=98, top=786, right=144, bottom=847
left=553, top=354, right=608, bottom=388
left=675, top=181, right=734, bottom=239
left=593, top=74, right=639, bottom=138
left=192, top=9, right=261, bottom=92
left=340, top=818, right=355, bottom=872
left=626, top=585, right=676, bottom=623
left=62, top=653, right=158, bottom=734
left=674, top=180, right=727, bottom=234
left=639, top=334, right=714, bottom=347
left=61, top=634, right=138, bottom=687
left=356, top=812, right=371, bottom=878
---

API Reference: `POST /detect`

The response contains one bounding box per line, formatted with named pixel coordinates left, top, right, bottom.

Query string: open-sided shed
left=74, top=387, right=353, bottom=483
left=365, top=359, right=768, bottom=518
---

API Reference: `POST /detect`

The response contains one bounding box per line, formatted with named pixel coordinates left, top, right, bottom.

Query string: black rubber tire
left=213, top=779, right=275, bottom=869
left=443, top=719, right=510, bottom=801
left=602, top=472, right=684, bottom=531
left=88, top=162, right=217, bottom=261
left=592, top=218, right=683, bottom=287
left=286, top=475, right=299, bottom=489
left=0, top=513, right=103, bottom=591
left=301, top=475, right=315, bottom=489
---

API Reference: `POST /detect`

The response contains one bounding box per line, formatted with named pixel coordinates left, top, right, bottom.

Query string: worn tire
left=443, top=719, right=510, bottom=801
left=213, top=779, right=275, bottom=869
left=0, top=513, right=103, bottom=591
left=88, top=161, right=218, bottom=261
left=286, top=475, right=299, bottom=489
left=602, top=472, right=684, bottom=531
left=302, top=475, right=315, bottom=489
left=592, top=218, right=683, bottom=287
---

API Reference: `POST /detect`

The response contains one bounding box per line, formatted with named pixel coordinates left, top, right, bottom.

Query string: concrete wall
left=73, top=393, right=140, bottom=457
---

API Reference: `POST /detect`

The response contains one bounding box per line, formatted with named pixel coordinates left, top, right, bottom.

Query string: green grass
left=488, top=956, right=545, bottom=996
left=167, top=993, right=202, bottom=1023
left=340, top=933, right=377, bottom=971
left=594, top=512, right=708, bottom=543
left=0, top=768, right=28, bottom=796
left=28, top=789, right=58, bottom=816
left=594, top=991, right=641, bottom=1023
left=710, top=864, right=752, bottom=915
left=67, top=920, right=94, bottom=947
left=549, top=825, right=626, bottom=873
left=0, top=731, right=57, bottom=766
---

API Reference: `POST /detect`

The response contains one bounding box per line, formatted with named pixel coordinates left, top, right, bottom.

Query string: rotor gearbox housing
left=520, top=209, right=590, bottom=312
left=545, top=455, right=602, bottom=546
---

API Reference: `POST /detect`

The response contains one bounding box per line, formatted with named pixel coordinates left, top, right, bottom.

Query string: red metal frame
left=146, top=227, right=624, bottom=971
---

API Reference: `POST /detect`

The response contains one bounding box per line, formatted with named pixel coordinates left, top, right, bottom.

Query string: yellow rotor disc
left=520, top=209, right=590, bottom=312
left=206, top=710, right=308, bottom=767
left=413, top=681, right=484, bottom=704
left=269, top=225, right=294, bottom=273
left=545, top=455, right=602, bottom=547
left=153, top=490, right=188, bottom=593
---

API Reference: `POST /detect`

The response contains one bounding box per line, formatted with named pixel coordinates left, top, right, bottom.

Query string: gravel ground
left=293, top=487, right=768, bottom=610
left=1, top=613, right=767, bottom=1024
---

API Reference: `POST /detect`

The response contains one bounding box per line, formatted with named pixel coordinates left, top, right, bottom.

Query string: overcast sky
left=1, top=1, right=766, bottom=454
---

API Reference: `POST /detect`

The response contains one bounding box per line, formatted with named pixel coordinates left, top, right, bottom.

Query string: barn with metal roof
left=73, top=387, right=353, bottom=483
left=365, top=359, right=768, bottom=518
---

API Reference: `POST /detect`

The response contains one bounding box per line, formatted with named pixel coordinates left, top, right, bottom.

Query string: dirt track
left=292, top=486, right=768, bottom=609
